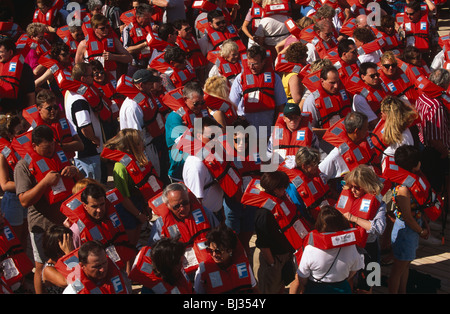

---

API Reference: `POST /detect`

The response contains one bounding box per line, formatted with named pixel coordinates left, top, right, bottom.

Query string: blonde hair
left=310, top=58, right=333, bottom=72
left=72, top=178, right=106, bottom=194
left=262, top=0, right=282, bottom=7
left=26, top=22, right=46, bottom=37
left=204, top=76, right=233, bottom=103
left=219, top=39, right=239, bottom=59
left=380, top=95, right=418, bottom=145
left=380, top=51, right=397, bottom=65
left=104, top=129, right=148, bottom=167
left=343, top=165, right=383, bottom=195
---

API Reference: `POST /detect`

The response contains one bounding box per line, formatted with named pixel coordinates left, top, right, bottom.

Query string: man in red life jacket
left=352, top=27, right=382, bottom=64
left=62, top=240, right=132, bottom=294
left=14, top=125, right=81, bottom=294
left=319, top=111, right=371, bottom=184
left=148, top=183, right=219, bottom=279
left=30, top=89, right=84, bottom=159
left=122, top=4, right=155, bottom=75
left=0, top=37, right=35, bottom=114
left=301, top=65, right=352, bottom=141
left=33, top=0, right=65, bottom=41
left=306, top=19, right=338, bottom=60
left=349, top=62, right=389, bottom=130
left=75, top=14, right=132, bottom=79
left=334, top=39, right=360, bottom=86
left=198, top=9, right=245, bottom=56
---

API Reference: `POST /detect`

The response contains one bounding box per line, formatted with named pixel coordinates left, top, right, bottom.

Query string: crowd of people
left=0, top=0, right=448, bottom=295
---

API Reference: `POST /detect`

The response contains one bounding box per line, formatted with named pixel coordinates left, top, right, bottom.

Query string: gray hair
left=429, top=68, right=450, bottom=90
left=162, top=183, right=188, bottom=204
left=295, top=146, right=321, bottom=168
left=87, top=0, right=103, bottom=12
left=183, top=81, right=203, bottom=99
left=220, top=39, right=239, bottom=58
left=344, top=111, right=368, bottom=134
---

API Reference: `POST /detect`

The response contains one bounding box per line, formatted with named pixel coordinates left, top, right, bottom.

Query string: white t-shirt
left=352, top=94, right=378, bottom=123
left=255, top=15, right=290, bottom=46
left=297, top=245, right=364, bottom=283
left=318, top=147, right=350, bottom=182
left=182, top=155, right=224, bottom=213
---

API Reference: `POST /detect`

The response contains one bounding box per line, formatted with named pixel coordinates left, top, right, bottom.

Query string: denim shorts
left=223, top=195, right=256, bottom=234
left=391, top=218, right=421, bottom=261
left=1, top=191, right=27, bottom=226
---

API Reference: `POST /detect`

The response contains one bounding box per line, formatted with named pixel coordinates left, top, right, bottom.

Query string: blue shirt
left=165, top=111, right=189, bottom=180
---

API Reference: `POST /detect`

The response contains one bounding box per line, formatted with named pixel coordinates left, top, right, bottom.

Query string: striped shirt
left=415, top=93, right=450, bottom=149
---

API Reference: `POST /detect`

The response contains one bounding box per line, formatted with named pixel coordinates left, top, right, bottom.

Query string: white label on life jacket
left=1, top=258, right=19, bottom=280
left=228, top=168, right=241, bottom=185
left=184, top=247, right=199, bottom=269
left=148, top=175, right=160, bottom=192
left=106, top=245, right=120, bottom=263
left=331, top=232, right=356, bottom=247
left=293, top=220, right=309, bottom=239
left=52, top=177, right=67, bottom=195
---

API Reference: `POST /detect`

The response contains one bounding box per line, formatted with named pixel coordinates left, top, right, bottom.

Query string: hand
left=58, top=232, right=74, bottom=255
left=102, top=50, right=111, bottom=61
left=43, top=171, right=61, bottom=187
left=419, top=228, right=429, bottom=239
left=91, top=136, right=100, bottom=147
left=60, top=166, right=78, bottom=177
left=342, top=212, right=352, bottom=221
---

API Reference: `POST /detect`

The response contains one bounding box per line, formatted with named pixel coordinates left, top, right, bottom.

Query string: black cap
left=283, top=102, right=301, bottom=117
left=132, top=69, right=160, bottom=84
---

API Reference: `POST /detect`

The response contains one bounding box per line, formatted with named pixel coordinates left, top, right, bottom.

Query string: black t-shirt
left=70, top=99, right=101, bottom=158
left=254, top=207, right=294, bottom=256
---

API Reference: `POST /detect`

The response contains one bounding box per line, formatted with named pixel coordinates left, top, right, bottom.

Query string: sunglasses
left=406, top=11, right=417, bottom=15
left=171, top=199, right=189, bottom=210
left=206, top=247, right=224, bottom=255
left=93, top=71, right=105, bottom=77
left=43, top=105, right=59, bottom=111
left=349, top=185, right=362, bottom=191
left=192, top=100, right=205, bottom=107
left=382, top=63, right=397, bottom=69
left=234, top=137, right=248, bottom=144
left=368, top=73, right=380, bottom=79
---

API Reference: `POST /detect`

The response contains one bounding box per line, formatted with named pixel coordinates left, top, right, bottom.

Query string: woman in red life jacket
left=241, top=0, right=263, bottom=48
left=388, top=145, right=431, bottom=294
left=42, top=225, right=74, bottom=294
left=370, top=95, right=419, bottom=162
left=25, top=22, right=51, bottom=71
left=194, top=225, right=258, bottom=294
left=203, top=75, right=238, bottom=129
left=0, top=115, right=30, bottom=257
left=103, top=129, right=152, bottom=256
left=296, top=205, right=364, bottom=294
left=208, top=39, right=242, bottom=86
left=280, top=42, right=308, bottom=105
left=340, top=165, right=386, bottom=293
left=137, top=237, right=193, bottom=294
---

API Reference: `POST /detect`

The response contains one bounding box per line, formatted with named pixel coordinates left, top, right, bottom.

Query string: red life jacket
left=262, top=3, right=290, bottom=17
left=56, top=25, right=81, bottom=57
left=120, top=8, right=164, bottom=26
left=127, top=19, right=153, bottom=61
left=21, top=34, right=52, bottom=58
left=32, top=1, right=62, bottom=41
left=395, top=59, right=440, bottom=97
left=347, top=0, right=371, bottom=16
left=304, top=228, right=359, bottom=250
left=271, top=113, right=314, bottom=158
left=56, top=69, right=112, bottom=122
left=311, top=35, right=338, bottom=59
left=339, top=18, right=357, bottom=37
left=372, top=27, right=402, bottom=53
left=149, top=53, right=196, bottom=89
left=377, top=66, right=419, bottom=104
left=345, top=72, right=389, bottom=117
left=148, top=190, right=213, bottom=275
left=176, top=35, right=208, bottom=68
left=176, top=129, right=243, bottom=198
left=100, top=147, right=163, bottom=203
left=12, top=130, right=74, bottom=205
left=241, top=57, right=276, bottom=113
left=249, top=2, right=263, bottom=34
left=332, top=58, right=359, bottom=89
left=129, top=245, right=193, bottom=293
left=209, top=54, right=244, bottom=81
left=0, top=53, right=25, bottom=100
left=199, top=241, right=253, bottom=294
left=241, top=178, right=311, bottom=252
left=115, top=75, right=165, bottom=138
left=204, top=92, right=237, bottom=126
left=38, top=52, right=73, bottom=74
left=93, top=74, right=122, bottom=120
left=322, top=117, right=378, bottom=172
left=0, top=219, right=34, bottom=288
left=60, top=187, right=137, bottom=269
left=381, top=156, right=443, bottom=221
left=274, top=53, right=306, bottom=75
left=278, top=162, right=335, bottom=221
left=83, top=23, right=117, bottom=73
left=335, top=189, right=382, bottom=247
left=22, top=105, right=75, bottom=159
left=396, top=11, right=429, bottom=51
left=0, top=22, right=23, bottom=41
left=0, top=137, right=19, bottom=171
left=55, top=248, right=130, bottom=294
left=204, top=23, right=246, bottom=53
left=162, top=87, right=210, bottom=129
left=304, top=73, right=351, bottom=128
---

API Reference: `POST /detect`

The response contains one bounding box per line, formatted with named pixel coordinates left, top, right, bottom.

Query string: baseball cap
left=283, top=102, right=301, bottom=117
left=132, top=69, right=160, bottom=84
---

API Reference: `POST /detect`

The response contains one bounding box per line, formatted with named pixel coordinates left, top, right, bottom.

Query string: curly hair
left=285, top=42, right=308, bottom=63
